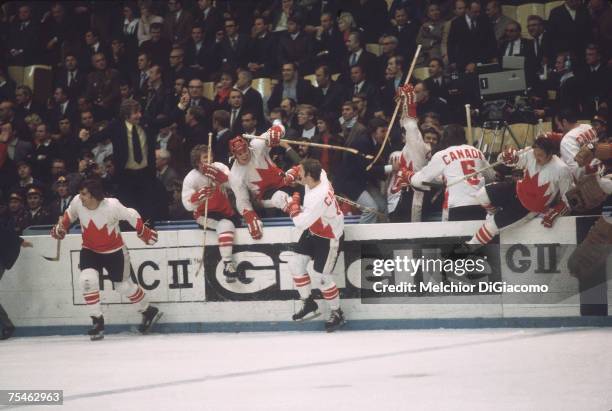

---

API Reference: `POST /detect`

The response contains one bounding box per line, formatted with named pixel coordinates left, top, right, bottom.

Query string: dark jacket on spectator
left=267, top=79, right=319, bottom=111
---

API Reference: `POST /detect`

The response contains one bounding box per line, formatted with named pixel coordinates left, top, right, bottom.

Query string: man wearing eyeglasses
left=85, top=52, right=121, bottom=120
left=216, top=17, right=248, bottom=71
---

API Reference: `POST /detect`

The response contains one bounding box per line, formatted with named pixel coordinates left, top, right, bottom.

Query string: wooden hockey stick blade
left=242, top=134, right=373, bottom=159
left=43, top=239, right=61, bottom=261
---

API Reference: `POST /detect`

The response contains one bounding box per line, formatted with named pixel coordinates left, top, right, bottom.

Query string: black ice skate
left=292, top=296, right=320, bottom=321
left=1, top=325, right=15, bottom=340
left=139, top=306, right=162, bottom=334
left=88, top=315, right=104, bottom=341
left=223, top=261, right=238, bottom=283
left=325, top=309, right=346, bottom=333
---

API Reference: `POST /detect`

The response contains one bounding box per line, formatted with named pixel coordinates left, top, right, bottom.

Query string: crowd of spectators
left=0, top=0, right=610, bottom=233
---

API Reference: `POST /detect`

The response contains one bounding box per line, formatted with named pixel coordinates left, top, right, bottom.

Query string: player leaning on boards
left=458, top=136, right=572, bottom=253
left=278, top=159, right=346, bottom=332
left=182, top=144, right=245, bottom=283
left=50, top=178, right=161, bottom=340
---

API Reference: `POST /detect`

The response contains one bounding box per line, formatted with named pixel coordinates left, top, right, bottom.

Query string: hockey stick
left=366, top=44, right=421, bottom=171
left=465, top=104, right=472, bottom=145
left=242, top=134, right=374, bottom=160
left=334, top=195, right=385, bottom=218
left=195, top=133, right=213, bottom=277
left=446, top=147, right=533, bottom=187
left=43, top=239, right=61, bottom=262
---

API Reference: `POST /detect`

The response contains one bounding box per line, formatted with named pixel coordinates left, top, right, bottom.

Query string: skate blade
left=141, top=312, right=163, bottom=335
left=90, top=332, right=104, bottom=341
left=293, top=311, right=321, bottom=322
left=325, top=319, right=347, bottom=333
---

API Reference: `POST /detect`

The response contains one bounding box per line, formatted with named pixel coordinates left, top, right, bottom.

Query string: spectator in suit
left=424, top=58, right=451, bottom=103
left=578, top=44, right=611, bottom=117
left=212, top=71, right=235, bottom=112
left=388, top=7, right=419, bottom=63
left=6, top=4, right=40, bottom=66
left=548, top=0, right=592, bottom=58
left=78, top=99, right=162, bottom=222
left=526, top=15, right=554, bottom=70
left=343, top=31, right=380, bottom=84
left=141, top=65, right=167, bottom=128
left=174, top=99, right=210, bottom=161
left=0, top=68, right=16, bottom=102
left=415, top=81, right=450, bottom=124
left=441, top=0, right=467, bottom=66
left=16, top=161, right=41, bottom=190
left=216, top=17, right=249, bottom=72
left=247, top=16, right=277, bottom=78
left=376, top=35, right=399, bottom=75
left=416, top=3, right=445, bottom=64
left=278, top=13, right=315, bottom=74
left=280, top=98, right=299, bottom=131
left=499, top=22, right=537, bottom=87
left=334, top=101, right=384, bottom=223
left=314, top=64, right=346, bottom=117
left=164, top=0, right=194, bottom=47
left=184, top=26, right=212, bottom=80
left=113, top=3, right=139, bottom=55
left=235, top=70, right=265, bottom=125
left=48, top=87, right=78, bottom=130
left=348, top=65, right=382, bottom=114
left=551, top=52, right=581, bottom=116
left=31, top=123, right=59, bottom=182
left=448, top=0, right=498, bottom=71
left=82, top=29, right=110, bottom=72
left=50, top=117, right=80, bottom=170
left=268, top=62, right=318, bottom=111
left=15, top=86, right=46, bottom=122
left=137, top=2, right=164, bottom=46
left=1, top=122, right=31, bottom=164
left=314, top=12, right=346, bottom=73
left=345, top=0, right=389, bottom=44
left=41, top=2, right=77, bottom=67
left=139, top=23, right=172, bottom=70
left=55, top=53, right=87, bottom=100
left=239, top=111, right=265, bottom=136
left=185, top=78, right=214, bottom=130
left=48, top=175, right=73, bottom=220
left=211, top=110, right=232, bottom=166
left=131, top=52, right=152, bottom=99
left=227, top=89, right=246, bottom=134
left=352, top=94, right=376, bottom=126
left=85, top=52, right=121, bottom=120
left=24, top=185, right=53, bottom=226
left=589, top=0, right=612, bottom=56
left=194, top=0, right=223, bottom=41
left=109, top=37, right=131, bottom=75
left=485, top=0, right=517, bottom=46
left=381, top=55, right=406, bottom=116
left=155, top=148, right=180, bottom=194
left=168, top=47, right=196, bottom=84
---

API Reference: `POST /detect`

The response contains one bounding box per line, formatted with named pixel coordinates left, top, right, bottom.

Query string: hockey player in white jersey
left=278, top=159, right=346, bottom=332
left=228, top=121, right=288, bottom=241
left=459, top=137, right=572, bottom=251
left=398, top=124, right=494, bottom=221
left=555, top=109, right=599, bottom=181
left=50, top=178, right=161, bottom=340
left=182, top=145, right=246, bottom=283
left=387, top=84, right=432, bottom=222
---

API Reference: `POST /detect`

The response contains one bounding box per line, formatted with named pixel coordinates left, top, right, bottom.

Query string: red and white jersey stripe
left=182, top=163, right=235, bottom=217
left=559, top=124, right=598, bottom=180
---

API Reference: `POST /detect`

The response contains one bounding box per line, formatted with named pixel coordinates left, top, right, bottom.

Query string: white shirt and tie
left=505, top=39, right=522, bottom=56
left=349, top=49, right=363, bottom=66
left=353, top=80, right=365, bottom=95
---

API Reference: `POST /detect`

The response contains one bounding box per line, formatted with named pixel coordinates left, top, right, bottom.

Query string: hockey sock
left=127, top=286, right=148, bottom=311
left=322, top=284, right=340, bottom=310
left=218, top=231, right=234, bottom=262
left=482, top=203, right=497, bottom=215
left=468, top=219, right=499, bottom=245
left=293, top=274, right=312, bottom=299
left=83, top=291, right=102, bottom=318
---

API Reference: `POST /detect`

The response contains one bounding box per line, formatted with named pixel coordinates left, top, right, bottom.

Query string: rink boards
left=3, top=216, right=612, bottom=334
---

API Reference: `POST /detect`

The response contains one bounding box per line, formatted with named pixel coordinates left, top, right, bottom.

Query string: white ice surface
left=0, top=328, right=611, bottom=411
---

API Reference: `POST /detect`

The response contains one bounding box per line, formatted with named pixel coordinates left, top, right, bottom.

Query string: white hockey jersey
left=411, top=144, right=493, bottom=208
left=229, top=131, right=285, bottom=213
left=181, top=162, right=235, bottom=217
left=61, top=195, right=142, bottom=253
left=559, top=124, right=598, bottom=181
left=514, top=150, right=572, bottom=212
left=387, top=115, right=430, bottom=213
left=293, top=170, right=344, bottom=239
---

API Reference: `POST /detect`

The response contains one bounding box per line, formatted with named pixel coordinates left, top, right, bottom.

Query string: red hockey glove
left=283, top=192, right=302, bottom=217
left=190, top=186, right=215, bottom=204
left=283, top=165, right=301, bottom=186
left=201, top=163, right=228, bottom=184
left=50, top=223, right=66, bottom=240
left=242, top=209, right=263, bottom=240
left=500, top=147, right=519, bottom=166
left=268, top=124, right=284, bottom=147
left=390, top=167, right=414, bottom=194
left=397, top=84, right=417, bottom=118
left=136, top=219, right=158, bottom=245
left=542, top=131, right=564, bottom=144
left=541, top=202, right=568, bottom=228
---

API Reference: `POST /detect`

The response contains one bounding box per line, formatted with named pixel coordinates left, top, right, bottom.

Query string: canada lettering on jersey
left=442, top=148, right=485, bottom=165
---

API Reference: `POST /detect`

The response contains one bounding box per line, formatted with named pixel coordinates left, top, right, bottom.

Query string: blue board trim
left=10, top=316, right=612, bottom=337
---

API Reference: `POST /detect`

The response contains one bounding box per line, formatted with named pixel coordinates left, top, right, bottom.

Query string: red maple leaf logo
left=310, top=218, right=335, bottom=238
left=253, top=159, right=285, bottom=199
left=82, top=220, right=123, bottom=252
left=516, top=170, right=550, bottom=212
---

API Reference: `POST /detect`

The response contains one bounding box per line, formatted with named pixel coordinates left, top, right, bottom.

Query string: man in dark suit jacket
left=194, top=0, right=223, bottom=42
left=227, top=89, right=246, bottom=135
left=498, top=22, right=537, bottom=87
left=14, top=85, right=46, bottom=122
left=277, top=14, right=314, bottom=74
left=55, top=54, right=87, bottom=101
left=185, top=78, right=214, bottom=131
left=184, top=26, right=214, bottom=80
left=526, top=15, right=554, bottom=68
left=139, top=23, right=173, bottom=70
left=235, top=69, right=265, bottom=125
left=448, top=0, right=497, bottom=70
left=314, top=65, right=347, bottom=117
left=380, top=55, right=409, bottom=116
left=48, top=87, right=79, bottom=130
left=81, top=29, right=111, bottom=73
left=6, top=4, right=40, bottom=66
left=268, top=62, right=319, bottom=111
left=342, top=31, right=380, bottom=84
left=211, top=110, right=232, bottom=166
left=77, top=99, right=161, bottom=222
left=314, top=12, right=346, bottom=73
left=547, top=0, right=592, bottom=58
left=348, top=65, right=382, bottom=114
left=215, top=17, right=249, bottom=72
left=163, top=0, right=194, bottom=46
left=423, top=57, right=450, bottom=103
left=577, top=44, right=611, bottom=117
left=247, top=17, right=277, bottom=78
left=387, top=7, right=419, bottom=62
